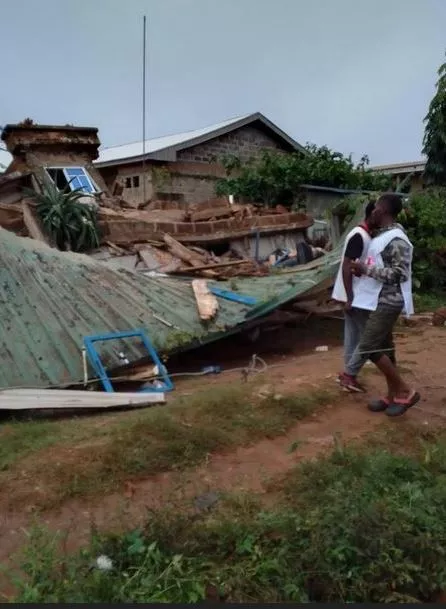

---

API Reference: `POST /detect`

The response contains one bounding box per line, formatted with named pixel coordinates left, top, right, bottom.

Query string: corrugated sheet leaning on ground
left=0, top=218, right=350, bottom=389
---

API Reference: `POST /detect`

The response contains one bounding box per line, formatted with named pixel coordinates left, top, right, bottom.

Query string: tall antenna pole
left=142, top=15, right=147, bottom=204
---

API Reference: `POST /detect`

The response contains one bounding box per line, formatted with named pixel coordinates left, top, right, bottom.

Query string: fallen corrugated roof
left=0, top=223, right=346, bottom=390
left=95, top=112, right=306, bottom=166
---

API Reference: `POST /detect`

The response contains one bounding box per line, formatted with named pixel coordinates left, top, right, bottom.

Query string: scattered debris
left=192, top=279, right=219, bottom=321
left=315, top=345, right=329, bottom=352
left=0, top=389, right=165, bottom=410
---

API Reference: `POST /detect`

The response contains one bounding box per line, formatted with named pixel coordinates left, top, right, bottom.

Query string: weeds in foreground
left=12, top=430, right=446, bottom=603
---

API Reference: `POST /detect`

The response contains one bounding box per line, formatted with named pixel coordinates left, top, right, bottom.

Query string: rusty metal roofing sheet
left=0, top=221, right=348, bottom=390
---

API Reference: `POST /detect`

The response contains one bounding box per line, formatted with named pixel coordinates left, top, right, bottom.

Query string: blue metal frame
left=83, top=329, right=174, bottom=394
left=209, top=287, right=258, bottom=306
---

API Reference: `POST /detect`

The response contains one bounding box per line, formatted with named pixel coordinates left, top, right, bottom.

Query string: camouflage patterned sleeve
left=365, top=238, right=410, bottom=284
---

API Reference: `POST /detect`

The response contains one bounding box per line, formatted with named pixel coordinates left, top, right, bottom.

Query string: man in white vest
left=348, top=193, right=419, bottom=417
left=332, top=201, right=375, bottom=392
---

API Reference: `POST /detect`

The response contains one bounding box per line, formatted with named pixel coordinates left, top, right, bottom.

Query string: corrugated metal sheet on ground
left=0, top=220, right=350, bottom=389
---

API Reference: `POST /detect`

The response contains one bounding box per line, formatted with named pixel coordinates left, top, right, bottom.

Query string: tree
left=215, top=146, right=392, bottom=208
left=422, top=54, right=446, bottom=185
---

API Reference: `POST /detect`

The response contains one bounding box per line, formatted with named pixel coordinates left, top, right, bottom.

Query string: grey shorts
left=357, top=306, right=401, bottom=364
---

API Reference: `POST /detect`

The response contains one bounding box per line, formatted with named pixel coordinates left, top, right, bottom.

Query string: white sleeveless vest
left=352, top=227, right=414, bottom=316
left=332, top=225, right=371, bottom=303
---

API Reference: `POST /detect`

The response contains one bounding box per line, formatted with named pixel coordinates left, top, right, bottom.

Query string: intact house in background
left=370, top=160, right=426, bottom=193
left=94, top=112, right=306, bottom=208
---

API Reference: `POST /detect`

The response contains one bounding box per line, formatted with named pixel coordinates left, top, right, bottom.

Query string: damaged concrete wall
left=1, top=124, right=109, bottom=193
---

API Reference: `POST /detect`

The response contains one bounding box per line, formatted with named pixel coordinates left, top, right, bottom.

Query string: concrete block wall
left=107, top=124, right=290, bottom=207
left=177, top=125, right=285, bottom=164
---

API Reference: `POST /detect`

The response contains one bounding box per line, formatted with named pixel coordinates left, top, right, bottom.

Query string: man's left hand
left=351, top=260, right=367, bottom=276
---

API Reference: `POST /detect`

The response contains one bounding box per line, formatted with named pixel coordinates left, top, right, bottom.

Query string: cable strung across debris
left=0, top=345, right=444, bottom=420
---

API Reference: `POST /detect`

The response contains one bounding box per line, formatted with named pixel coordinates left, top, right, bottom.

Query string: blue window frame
left=45, top=167, right=98, bottom=194
left=64, top=167, right=97, bottom=193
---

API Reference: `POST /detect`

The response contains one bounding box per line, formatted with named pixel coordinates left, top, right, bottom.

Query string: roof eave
left=95, top=112, right=307, bottom=168
left=165, top=112, right=307, bottom=157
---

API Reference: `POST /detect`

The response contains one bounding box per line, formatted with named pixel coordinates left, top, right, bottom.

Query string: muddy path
left=1, top=321, right=445, bottom=593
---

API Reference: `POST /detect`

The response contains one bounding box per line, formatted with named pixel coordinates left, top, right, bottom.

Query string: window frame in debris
left=45, top=166, right=99, bottom=195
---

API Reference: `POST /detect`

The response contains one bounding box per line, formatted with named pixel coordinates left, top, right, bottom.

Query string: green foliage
left=414, top=291, right=445, bottom=312
left=403, top=188, right=446, bottom=290
left=25, top=180, right=100, bottom=252
left=422, top=54, right=446, bottom=185
left=13, top=436, right=446, bottom=603
left=215, top=146, right=392, bottom=207
left=331, top=192, right=376, bottom=228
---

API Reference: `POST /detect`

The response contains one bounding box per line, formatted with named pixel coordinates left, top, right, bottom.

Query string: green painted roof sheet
left=0, top=221, right=350, bottom=389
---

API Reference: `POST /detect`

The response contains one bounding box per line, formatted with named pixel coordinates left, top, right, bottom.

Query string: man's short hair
left=365, top=200, right=375, bottom=220
left=378, top=193, right=403, bottom=218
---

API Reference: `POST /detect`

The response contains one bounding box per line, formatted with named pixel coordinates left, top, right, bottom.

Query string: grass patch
left=11, top=426, right=446, bottom=603
left=0, top=383, right=334, bottom=509
left=0, top=417, right=109, bottom=472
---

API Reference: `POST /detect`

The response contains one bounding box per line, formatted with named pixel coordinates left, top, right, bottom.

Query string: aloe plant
left=25, top=180, right=100, bottom=252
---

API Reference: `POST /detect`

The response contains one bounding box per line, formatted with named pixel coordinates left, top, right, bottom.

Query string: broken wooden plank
left=163, top=233, right=206, bottom=267
left=170, top=259, right=247, bottom=274
left=118, top=366, right=159, bottom=382
left=132, top=240, right=165, bottom=249
left=105, top=241, right=128, bottom=255
left=192, top=279, right=219, bottom=321
left=0, top=389, right=165, bottom=410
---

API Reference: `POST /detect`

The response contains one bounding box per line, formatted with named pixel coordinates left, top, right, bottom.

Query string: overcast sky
left=1, top=0, right=445, bottom=165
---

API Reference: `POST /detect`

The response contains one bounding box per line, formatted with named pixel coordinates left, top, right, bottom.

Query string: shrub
left=403, top=187, right=446, bottom=291
left=25, top=181, right=100, bottom=252
left=215, top=146, right=392, bottom=207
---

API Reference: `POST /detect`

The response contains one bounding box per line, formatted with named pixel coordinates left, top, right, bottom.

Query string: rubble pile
left=0, top=169, right=322, bottom=280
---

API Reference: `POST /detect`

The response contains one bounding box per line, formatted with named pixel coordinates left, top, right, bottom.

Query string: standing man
left=332, top=201, right=375, bottom=392
left=348, top=193, right=419, bottom=417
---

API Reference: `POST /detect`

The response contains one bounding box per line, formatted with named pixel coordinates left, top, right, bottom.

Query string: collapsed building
left=0, top=119, right=329, bottom=275
left=0, top=117, right=361, bottom=394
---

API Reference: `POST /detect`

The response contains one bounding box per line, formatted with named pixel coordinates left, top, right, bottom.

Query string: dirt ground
left=1, top=317, right=446, bottom=595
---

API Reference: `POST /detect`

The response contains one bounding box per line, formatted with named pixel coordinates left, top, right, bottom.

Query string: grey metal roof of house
left=95, top=112, right=306, bottom=167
